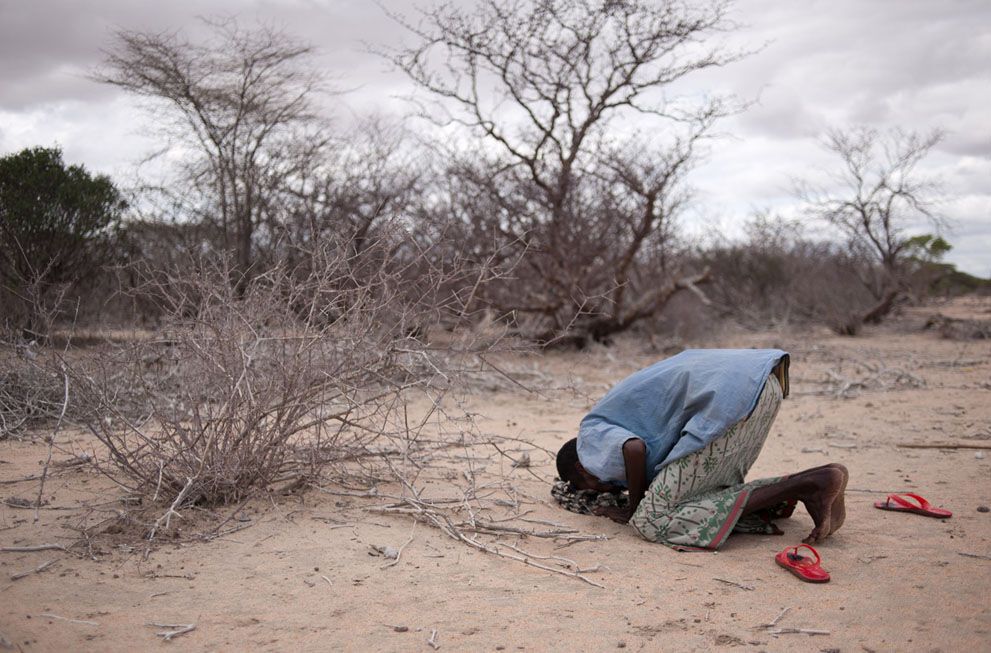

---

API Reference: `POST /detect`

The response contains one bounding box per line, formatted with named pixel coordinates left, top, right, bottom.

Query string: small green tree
left=0, top=146, right=126, bottom=340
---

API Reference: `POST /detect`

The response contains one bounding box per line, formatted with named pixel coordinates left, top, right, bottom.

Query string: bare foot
left=800, top=466, right=846, bottom=544
left=826, top=463, right=848, bottom=537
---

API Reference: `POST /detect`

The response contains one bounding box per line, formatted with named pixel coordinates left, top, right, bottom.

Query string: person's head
left=556, top=438, right=582, bottom=486
left=556, top=438, right=615, bottom=492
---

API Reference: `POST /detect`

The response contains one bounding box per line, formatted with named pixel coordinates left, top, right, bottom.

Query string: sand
left=2, top=300, right=990, bottom=652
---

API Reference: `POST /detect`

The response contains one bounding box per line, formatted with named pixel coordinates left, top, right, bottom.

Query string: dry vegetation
left=1, top=2, right=989, bottom=650
left=1, top=297, right=989, bottom=651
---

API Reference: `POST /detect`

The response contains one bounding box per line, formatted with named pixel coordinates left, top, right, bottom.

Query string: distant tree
left=800, top=126, right=944, bottom=334
left=385, top=0, right=740, bottom=345
left=701, top=212, right=880, bottom=332
left=0, top=146, right=126, bottom=340
left=96, top=18, right=328, bottom=287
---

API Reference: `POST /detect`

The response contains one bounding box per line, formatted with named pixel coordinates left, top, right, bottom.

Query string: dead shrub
left=701, top=215, right=876, bottom=332
left=0, top=346, right=67, bottom=439
left=69, top=230, right=495, bottom=519
left=924, top=315, right=991, bottom=340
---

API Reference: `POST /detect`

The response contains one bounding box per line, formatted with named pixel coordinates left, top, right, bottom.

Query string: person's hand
left=592, top=505, right=632, bottom=524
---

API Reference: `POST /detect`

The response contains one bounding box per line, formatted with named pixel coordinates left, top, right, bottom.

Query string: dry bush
left=0, top=346, right=68, bottom=439
left=701, top=215, right=877, bottom=333
left=68, top=229, right=498, bottom=522
left=924, top=315, right=991, bottom=340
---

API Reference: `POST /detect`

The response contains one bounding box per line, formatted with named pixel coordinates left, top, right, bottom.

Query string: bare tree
left=96, top=18, right=329, bottom=286
left=384, top=0, right=739, bottom=345
left=268, top=118, right=426, bottom=267
left=800, top=126, right=944, bottom=334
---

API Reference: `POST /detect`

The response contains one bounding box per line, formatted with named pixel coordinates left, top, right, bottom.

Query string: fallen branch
left=500, top=542, right=604, bottom=574
left=769, top=628, right=830, bottom=636
left=36, top=613, right=98, bottom=627
left=478, top=354, right=544, bottom=397
left=374, top=490, right=606, bottom=588
left=0, top=474, right=42, bottom=485
left=463, top=534, right=606, bottom=589
left=3, top=497, right=45, bottom=510
left=147, top=476, right=195, bottom=542
left=958, top=552, right=991, bottom=561
left=897, top=442, right=991, bottom=451
left=1, top=543, right=67, bottom=553
left=757, top=607, right=791, bottom=629
left=148, top=622, right=196, bottom=641
left=713, top=577, right=754, bottom=591
left=35, top=367, right=69, bottom=522
left=427, top=628, right=440, bottom=650
left=381, top=523, right=416, bottom=569
left=10, top=559, right=57, bottom=580
left=52, top=454, right=92, bottom=469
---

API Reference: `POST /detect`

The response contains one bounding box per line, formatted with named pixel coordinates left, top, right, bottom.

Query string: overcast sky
left=1, top=0, right=988, bottom=276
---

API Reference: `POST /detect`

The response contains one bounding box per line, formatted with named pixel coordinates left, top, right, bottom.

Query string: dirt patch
left=2, top=302, right=990, bottom=651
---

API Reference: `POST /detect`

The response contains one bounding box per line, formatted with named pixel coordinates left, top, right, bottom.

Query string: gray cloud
left=1, top=0, right=988, bottom=275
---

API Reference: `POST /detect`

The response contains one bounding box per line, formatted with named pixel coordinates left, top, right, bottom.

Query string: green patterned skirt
left=628, top=375, right=794, bottom=550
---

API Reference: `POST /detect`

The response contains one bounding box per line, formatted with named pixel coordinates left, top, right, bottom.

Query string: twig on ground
left=897, top=442, right=991, bottom=450
left=35, top=367, right=69, bottom=522
left=427, top=628, right=440, bottom=650
left=478, top=354, right=545, bottom=397
left=36, top=613, right=98, bottom=626
left=488, top=441, right=545, bottom=483
left=500, top=542, right=604, bottom=574
left=713, top=577, right=755, bottom=591
left=857, top=555, right=888, bottom=565
left=0, top=474, right=42, bottom=485
left=10, top=559, right=57, bottom=580
left=381, top=523, right=416, bottom=569
left=958, top=552, right=991, bottom=561
left=3, top=497, right=45, bottom=510
left=769, top=628, right=830, bottom=636
left=462, top=534, right=605, bottom=588
left=51, top=454, right=92, bottom=469
left=757, top=607, right=791, bottom=629
left=310, top=485, right=379, bottom=498
left=517, top=516, right=569, bottom=528
left=148, top=622, right=196, bottom=641
left=372, top=466, right=607, bottom=588
left=1, top=544, right=67, bottom=553
left=147, top=476, right=195, bottom=542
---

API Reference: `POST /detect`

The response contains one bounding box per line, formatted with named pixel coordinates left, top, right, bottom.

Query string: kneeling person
left=553, top=349, right=847, bottom=550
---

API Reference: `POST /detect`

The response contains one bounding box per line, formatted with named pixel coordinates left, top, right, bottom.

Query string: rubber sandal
left=775, top=544, right=830, bottom=583
left=873, top=493, right=952, bottom=518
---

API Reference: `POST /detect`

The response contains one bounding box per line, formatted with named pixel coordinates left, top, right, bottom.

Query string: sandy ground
left=2, top=299, right=990, bottom=652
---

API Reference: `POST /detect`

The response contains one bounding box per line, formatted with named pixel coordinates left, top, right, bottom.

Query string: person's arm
left=593, top=437, right=647, bottom=524
left=622, top=437, right=648, bottom=517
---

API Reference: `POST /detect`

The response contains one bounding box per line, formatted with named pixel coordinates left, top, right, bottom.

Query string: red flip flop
left=874, top=493, right=952, bottom=518
left=775, top=544, right=830, bottom=583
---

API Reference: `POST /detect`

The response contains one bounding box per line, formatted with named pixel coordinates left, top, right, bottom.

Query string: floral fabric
left=628, top=374, right=789, bottom=549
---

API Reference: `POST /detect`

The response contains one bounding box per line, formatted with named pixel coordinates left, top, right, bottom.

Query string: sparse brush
left=0, top=348, right=69, bottom=439
left=68, top=231, right=498, bottom=527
